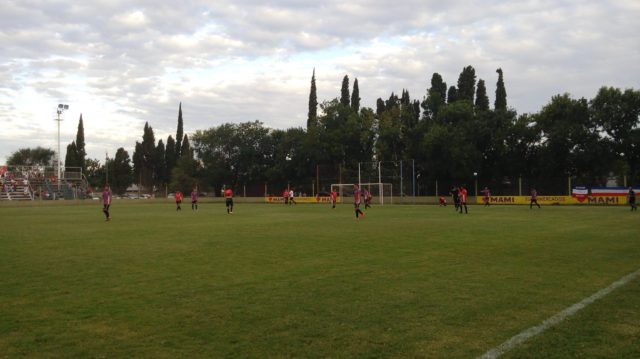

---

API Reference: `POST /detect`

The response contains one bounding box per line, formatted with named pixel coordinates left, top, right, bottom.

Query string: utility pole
left=55, top=104, right=69, bottom=191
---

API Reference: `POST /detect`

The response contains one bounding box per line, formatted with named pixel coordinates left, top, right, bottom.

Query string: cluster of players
left=100, top=185, right=235, bottom=221
left=100, top=183, right=637, bottom=221
left=440, top=186, right=542, bottom=213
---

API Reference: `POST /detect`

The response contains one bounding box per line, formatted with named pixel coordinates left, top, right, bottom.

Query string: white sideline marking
left=477, top=268, right=640, bottom=359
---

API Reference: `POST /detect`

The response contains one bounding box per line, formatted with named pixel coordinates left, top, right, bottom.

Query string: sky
left=1, top=0, right=639, bottom=164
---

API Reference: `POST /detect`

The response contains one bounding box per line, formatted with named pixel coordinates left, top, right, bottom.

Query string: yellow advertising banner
left=476, top=196, right=579, bottom=205
left=264, top=196, right=342, bottom=204
left=476, top=195, right=631, bottom=205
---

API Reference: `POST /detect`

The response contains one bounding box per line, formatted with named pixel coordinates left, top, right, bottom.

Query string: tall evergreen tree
left=140, top=122, right=156, bottom=189
left=155, top=139, right=167, bottom=186
left=307, top=69, right=318, bottom=129
left=376, top=98, right=386, bottom=115
left=175, top=102, right=184, bottom=158
left=64, top=141, right=78, bottom=168
left=132, top=141, right=143, bottom=185
left=447, top=86, right=459, bottom=103
left=457, top=65, right=476, bottom=102
left=475, top=79, right=490, bottom=111
left=165, top=135, right=176, bottom=182
left=340, top=75, right=350, bottom=107
left=351, top=78, right=360, bottom=113
left=75, top=115, right=86, bottom=171
left=495, top=68, right=507, bottom=111
left=181, top=134, right=191, bottom=159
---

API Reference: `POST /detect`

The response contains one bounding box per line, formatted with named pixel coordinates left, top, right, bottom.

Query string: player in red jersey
left=363, top=188, right=372, bottom=209
left=175, top=191, right=183, bottom=211
left=330, top=189, right=337, bottom=209
left=353, top=184, right=365, bottom=220
left=224, top=186, right=234, bottom=214
left=458, top=186, right=468, bottom=214
left=439, top=196, right=447, bottom=206
left=282, top=188, right=289, bottom=205
left=190, top=187, right=199, bottom=211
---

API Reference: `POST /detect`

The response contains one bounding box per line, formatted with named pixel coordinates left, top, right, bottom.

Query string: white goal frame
left=330, top=183, right=393, bottom=205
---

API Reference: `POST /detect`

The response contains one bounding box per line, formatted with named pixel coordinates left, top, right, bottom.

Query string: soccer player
left=102, top=184, right=112, bottom=221
left=353, top=184, right=365, bottom=220
left=450, top=185, right=460, bottom=211
left=628, top=187, right=637, bottom=211
left=481, top=186, right=491, bottom=207
left=530, top=188, right=541, bottom=209
left=282, top=188, right=289, bottom=205
left=364, top=187, right=372, bottom=209
left=225, top=186, right=234, bottom=214
left=330, top=189, right=337, bottom=209
left=175, top=190, right=183, bottom=211
left=289, top=188, right=296, bottom=205
left=190, top=187, right=199, bottom=211
left=439, top=196, right=447, bottom=206
left=458, top=186, right=468, bottom=214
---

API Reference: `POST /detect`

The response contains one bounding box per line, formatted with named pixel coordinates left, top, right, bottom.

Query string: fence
left=233, top=161, right=638, bottom=199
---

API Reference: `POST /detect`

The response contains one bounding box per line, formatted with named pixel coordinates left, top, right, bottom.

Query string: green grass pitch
left=1, top=201, right=639, bottom=358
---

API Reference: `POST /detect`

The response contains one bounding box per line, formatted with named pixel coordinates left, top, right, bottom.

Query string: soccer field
left=1, top=201, right=638, bottom=358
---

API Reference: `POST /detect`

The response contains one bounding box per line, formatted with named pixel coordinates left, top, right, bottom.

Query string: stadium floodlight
left=55, top=104, right=69, bottom=191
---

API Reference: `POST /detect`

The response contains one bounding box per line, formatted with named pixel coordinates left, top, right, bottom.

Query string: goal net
left=330, top=183, right=393, bottom=205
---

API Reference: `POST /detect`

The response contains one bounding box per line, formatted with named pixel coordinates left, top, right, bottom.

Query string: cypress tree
left=340, top=75, right=350, bottom=107
left=475, top=79, right=490, bottom=111
left=181, top=134, right=191, bottom=159
left=175, top=102, right=184, bottom=158
left=75, top=115, right=86, bottom=171
left=141, top=122, right=156, bottom=189
left=165, top=135, right=176, bottom=181
left=132, top=141, right=143, bottom=184
left=376, top=98, right=386, bottom=115
left=457, top=65, right=476, bottom=102
left=495, top=68, right=507, bottom=111
left=351, top=78, right=360, bottom=113
left=307, top=69, right=318, bottom=129
left=447, top=86, right=459, bottom=103
left=65, top=141, right=78, bottom=168
left=155, top=139, right=167, bottom=186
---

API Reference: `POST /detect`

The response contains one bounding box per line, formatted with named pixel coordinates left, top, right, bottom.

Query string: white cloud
left=1, top=0, right=639, bottom=163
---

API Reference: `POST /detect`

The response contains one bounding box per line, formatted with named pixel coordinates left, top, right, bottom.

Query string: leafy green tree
left=447, top=86, right=458, bottom=103
left=422, top=72, right=447, bottom=120
left=590, top=87, right=640, bottom=181
left=170, top=152, right=200, bottom=194
left=457, top=65, right=476, bottom=103
left=475, top=79, right=490, bottom=111
left=7, top=147, right=55, bottom=166
left=307, top=69, right=318, bottom=129
left=495, top=68, right=507, bottom=111
left=175, top=102, right=184, bottom=158
left=108, top=148, right=133, bottom=195
left=85, top=158, right=105, bottom=190
left=351, top=78, right=360, bottom=113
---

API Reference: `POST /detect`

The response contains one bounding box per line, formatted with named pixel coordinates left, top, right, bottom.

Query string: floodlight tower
left=55, top=104, right=69, bottom=190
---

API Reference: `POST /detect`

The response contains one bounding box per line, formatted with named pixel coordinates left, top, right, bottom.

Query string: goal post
left=330, top=183, right=393, bottom=205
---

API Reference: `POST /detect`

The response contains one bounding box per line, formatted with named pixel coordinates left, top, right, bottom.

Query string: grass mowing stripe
left=477, top=267, right=640, bottom=359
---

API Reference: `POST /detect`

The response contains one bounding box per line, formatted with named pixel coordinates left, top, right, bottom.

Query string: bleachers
left=1, top=165, right=89, bottom=201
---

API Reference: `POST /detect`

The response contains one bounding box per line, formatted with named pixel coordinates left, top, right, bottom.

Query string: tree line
left=6, top=65, right=640, bottom=195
